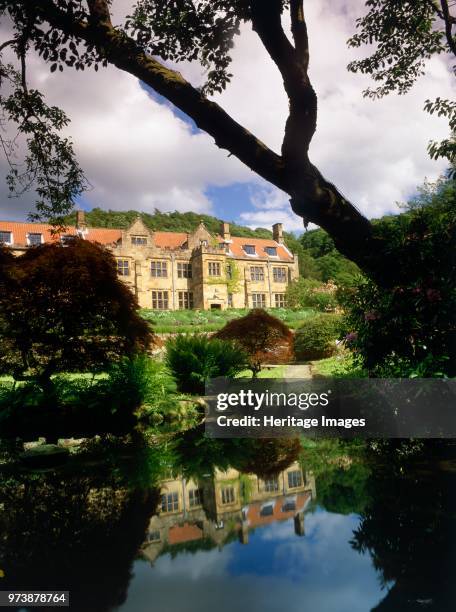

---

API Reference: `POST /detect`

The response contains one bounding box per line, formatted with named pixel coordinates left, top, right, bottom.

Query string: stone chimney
left=272, top=222, right=283, bottom=244
left=221, top=221, right=231, bottom=242
left=76, top=209, right=86, bottom=231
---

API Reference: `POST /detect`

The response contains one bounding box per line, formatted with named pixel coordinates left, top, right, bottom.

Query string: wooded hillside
left=63, top=207, right=361, bottom=284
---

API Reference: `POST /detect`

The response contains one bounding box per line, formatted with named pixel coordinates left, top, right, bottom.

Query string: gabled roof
left=168, top=523, right=203, bottom=545
left=0, top=220, right=294, bottom=261
left=153, top=231, right=188, bottom=249
left=0, top=221, right=121, bottom=247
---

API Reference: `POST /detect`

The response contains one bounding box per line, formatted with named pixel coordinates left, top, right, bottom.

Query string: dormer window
left=0, top=231, right=12, bottom=245
left=61, top=234, right=76, bottom=245
left=243, top=244, right=256, bottom=255
left=265, top=246, right=277, bottom=256
left=27, top=233, right=43, bottom=246
left=131, top=235, right=147, bottom=245
left=200, top=239, right=208, bottom=247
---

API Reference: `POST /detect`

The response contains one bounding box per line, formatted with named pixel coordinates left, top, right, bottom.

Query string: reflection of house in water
left=141, top=462, right=316, bottom=564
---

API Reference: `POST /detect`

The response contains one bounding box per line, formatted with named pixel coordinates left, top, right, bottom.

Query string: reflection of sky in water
left=119, top=507, right=386, bottom=612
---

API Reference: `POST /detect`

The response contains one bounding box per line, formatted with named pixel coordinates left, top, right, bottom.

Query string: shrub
left=340, top=176, right=456, bottom=377
left=214, top=309, right=293, bottom=375
left=0, top=355, right=178, bottom=439
left=165, top=334, right=248, bottom=394
left=294, top=314, right=342, bottom=361
left=80, top=355, right=178, bottom=417
left=286, top=278, right=338, bottom=312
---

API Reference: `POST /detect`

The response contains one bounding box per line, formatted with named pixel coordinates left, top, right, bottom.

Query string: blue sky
left=137, top=84, right=276, bottom=229
left=120, top=507, right=388, bottom=612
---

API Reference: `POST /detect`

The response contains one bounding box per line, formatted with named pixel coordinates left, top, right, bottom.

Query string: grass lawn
left=0, top=372, right=108, bottom=389
left=311, top=354, right=367, bottom=378
left=141, top=307, right=316, bottom=333
left=236, top=365, right=287, bottom=379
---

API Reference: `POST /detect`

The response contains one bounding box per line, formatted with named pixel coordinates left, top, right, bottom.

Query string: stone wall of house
left=110, top=218, right=299, bottom=310
left=2, top=215, right=299, bottom=311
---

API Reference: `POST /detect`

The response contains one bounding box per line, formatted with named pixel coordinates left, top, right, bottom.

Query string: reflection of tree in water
left=234, top=438, right=302, bottom=478
left=0, top=468, right=158, bottom=612
left=8, top=432, right=456, bottom=612
left=173, top=424, right=301, bottom=479
left=299, top=439, right=370, bottom=515
left=0, top=430, right=304, bottom=611
left=351, top=452, right=456, bottom=611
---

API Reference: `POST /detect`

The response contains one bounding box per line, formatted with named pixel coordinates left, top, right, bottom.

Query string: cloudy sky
left=0, top=0, right=454, bottom=232
left=121, top=508, right=386, bottom=612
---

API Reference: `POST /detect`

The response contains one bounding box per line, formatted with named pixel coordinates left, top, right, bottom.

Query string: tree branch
left=32, top=1, right=386, bottom=280
left=249, top=2, right=378, bottom=268
left=290, top=0, right=309, bottom=70
left=36, top=0, right=287, bottom=192
left=249, top=1, right=316, bottom=161
left=0, top=38, right=16, bottom=53
left=20, top=49, right=27, bottom=93
left=250, top=0, right=301, bottom=97
left=440, top=0, right=456, bottom=56
left=86, top=0, right=112, bottom=28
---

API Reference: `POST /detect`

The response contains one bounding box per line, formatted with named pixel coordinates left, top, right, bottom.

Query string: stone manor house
left=0, top=211, right=299, bottom=310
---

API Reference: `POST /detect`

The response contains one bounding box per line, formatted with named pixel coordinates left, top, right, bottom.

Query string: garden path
left=283, top=364, right=312, bottom=378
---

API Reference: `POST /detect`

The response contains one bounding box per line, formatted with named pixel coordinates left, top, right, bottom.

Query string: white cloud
left=0, top=0, right=454, bottom=224
left=208, top=0, right=454, bottom=220
left=239, top=186, right=317, bottom=233
left=0, top=35, right=250, bottom=219
left=121, top=510, right=384, bottom=612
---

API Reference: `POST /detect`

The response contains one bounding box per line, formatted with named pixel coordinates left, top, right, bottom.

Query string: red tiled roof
left=0, top=221, right=121, bottom=247
left=0, top=222, right=65, bottom=246
left=85, top=228, right=122, bottom=244
left=228, top=236, right=293, bottom=261
left=168, top=523, right=203, bottom=545
left=153, top=231, right=188, bottom=249
left=0, top=221, right=294, bottom=261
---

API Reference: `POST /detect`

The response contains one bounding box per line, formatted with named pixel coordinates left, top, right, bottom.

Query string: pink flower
left=364, top=311, right=379, bottom=321
left=344, top=332, right=358, bottom=344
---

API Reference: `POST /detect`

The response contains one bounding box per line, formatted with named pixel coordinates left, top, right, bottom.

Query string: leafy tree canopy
left=347, top=0, right=456, bottom=164
left=63, top=206, right=273, bottom=238
left=0, top=239, right=151, bottom=385
left=341, top=175, right=456, bottom=376
left=214, top=308, right=293, bottom=375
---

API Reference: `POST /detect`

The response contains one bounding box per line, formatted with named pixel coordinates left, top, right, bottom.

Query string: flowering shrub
left=341, top=177, right=456, bottom=377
